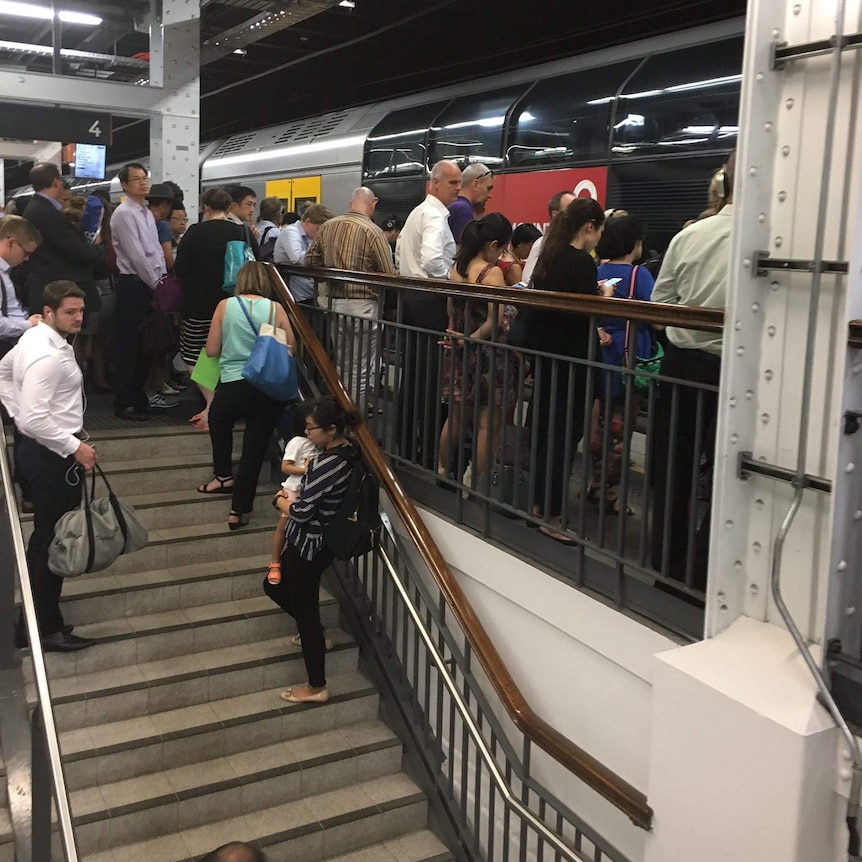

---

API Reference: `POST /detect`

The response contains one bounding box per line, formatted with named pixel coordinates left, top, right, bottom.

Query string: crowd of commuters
left=0, top=148, right=733, bottom=667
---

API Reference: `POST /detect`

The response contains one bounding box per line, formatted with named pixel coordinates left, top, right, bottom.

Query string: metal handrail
left=0, top=429, right=79, bottom=861
left=265, top=263, right=654, bottom=829
left=373, top=518, right=606, bottom=862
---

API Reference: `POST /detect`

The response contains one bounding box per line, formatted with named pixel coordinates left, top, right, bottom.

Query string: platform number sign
left=0, top=106, right=112, bottom=145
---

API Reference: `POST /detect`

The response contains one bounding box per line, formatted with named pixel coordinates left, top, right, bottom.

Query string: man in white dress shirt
left=0, top=280, right=97, bottom=651
left=394, top=160, right=462, bottom=466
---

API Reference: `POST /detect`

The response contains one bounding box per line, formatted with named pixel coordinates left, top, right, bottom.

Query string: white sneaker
left=148, top=393, right=179, bottom=409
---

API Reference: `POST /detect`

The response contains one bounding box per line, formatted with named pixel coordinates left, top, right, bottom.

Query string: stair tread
left=328, top=829, right=454, bottom=862
left=61, top=554, right=273, bottom=598
left=100, top=453, right=214, bottom=473
left=69, top=719, right=399, bottom=818
left=101, top=773, right=425, bottom=860
left=59, top=667, right=372, bottom=757
left=28, top=602, right=342, bottom=700
left=143, top=517, right=274, bottom=543
left=108, top=486, right=273, bottom=510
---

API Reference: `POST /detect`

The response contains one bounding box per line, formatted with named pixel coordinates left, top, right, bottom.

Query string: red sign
left=485, top=167, right=608, bottom=230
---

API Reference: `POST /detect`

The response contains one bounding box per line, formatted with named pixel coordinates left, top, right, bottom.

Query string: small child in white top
left=267, top=435, right=318, bottom=584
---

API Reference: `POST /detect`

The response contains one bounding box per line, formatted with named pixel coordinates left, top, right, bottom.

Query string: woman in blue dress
left=590, top=214, right=655, bottom=514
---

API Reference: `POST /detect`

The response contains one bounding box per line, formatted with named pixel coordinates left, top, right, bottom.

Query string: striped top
left=305, top=212, right=394, bottom=299
left=286, top=443, right=354, bottom=561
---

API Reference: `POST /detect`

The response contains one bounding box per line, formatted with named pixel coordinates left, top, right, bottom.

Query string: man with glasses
left=306, top=187, right=394, bottom=414
left=110, top=163, right=166, bottom=421
left=447, top=162, right=494, bottom=244
left=21, top=162, right=105, bottom=321
left=169, top=202, right=188, bottom=245
left=0, top=217, right=42, bottom=358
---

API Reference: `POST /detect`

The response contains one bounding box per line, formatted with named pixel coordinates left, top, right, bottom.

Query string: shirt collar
left=36, top=192, right=62, bottom=211
left=424, top=195, right=450, bottom=217
left=38, top=320, right=72, bottom=349
left=0, top=257, right=9, bottom=276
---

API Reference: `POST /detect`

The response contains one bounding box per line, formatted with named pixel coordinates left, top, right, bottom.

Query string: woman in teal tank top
left=197, top=262, right=297, bottom=530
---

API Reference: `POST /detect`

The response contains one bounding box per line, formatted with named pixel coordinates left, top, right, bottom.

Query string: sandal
left=228, top=511, right=249, bottom=531
left=198, top=475, right=234, bottom=494
left=266, top=562, right=282, bottom=585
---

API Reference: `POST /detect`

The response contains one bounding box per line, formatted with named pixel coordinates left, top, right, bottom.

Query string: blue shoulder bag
left=236, top=298, right=299, bottom=401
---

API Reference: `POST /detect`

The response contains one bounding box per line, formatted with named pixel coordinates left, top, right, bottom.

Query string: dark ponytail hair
left=533, top=198, right=605, bottom=281
left=454, top=212, right=513, bottom=277
left=301, top=395, right=360, bottom=435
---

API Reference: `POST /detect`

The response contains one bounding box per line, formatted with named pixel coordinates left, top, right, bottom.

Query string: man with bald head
left=394, top=159, right=462, bottom=465
left=306, top=186, right=394, bottom=413
left=447, top=162, right=494, bottom=243
left=199, top=841, right=265, bottom=862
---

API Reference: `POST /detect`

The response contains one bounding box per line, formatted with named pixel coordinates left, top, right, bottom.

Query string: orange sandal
left=266, top=562, right=281, bottom=585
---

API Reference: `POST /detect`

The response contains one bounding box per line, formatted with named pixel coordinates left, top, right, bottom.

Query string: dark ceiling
left=1, top=0, right=745, bottom=185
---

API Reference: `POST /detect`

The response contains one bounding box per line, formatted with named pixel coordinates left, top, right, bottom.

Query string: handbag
left=191, top=346, right=220, bottom=391
left=237, top=297, right=299, bottom=401
left=482, top=425, right=531, bottom=511
left=140, top=310, right=177, bottom=357
left=154, top=271, right=183, bottom=313
left=223, top=224, right=255, bottom=293
left=622, top=266, right=663, bottom=392
left=49, top=464, right=148, bottom=578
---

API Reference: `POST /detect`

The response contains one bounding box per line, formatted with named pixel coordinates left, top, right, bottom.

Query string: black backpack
left=258, top=225, right=278, bottom=262
left=322, top=448, right=382, bottom=560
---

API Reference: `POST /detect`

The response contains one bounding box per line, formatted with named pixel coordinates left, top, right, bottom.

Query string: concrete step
left=95, top=517, right=276, bottom=577
left=80, top=426, right=245, bottom=462
left=46, top=626, right=354, bottom=736
left=87, top=773, right=429, bottom=861
left=27, top=592, right=340, bottom=680
left=59, top=554, right=277, bottom=627
left=57, top=668, right=377, bottom=792
left=327, top=830, right=455, bottom=862
left=70, top=719, right=403, bottom=855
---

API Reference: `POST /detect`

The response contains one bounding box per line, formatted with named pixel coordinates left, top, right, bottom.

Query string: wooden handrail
left=278, top=264, right=862, bottom=348
left=266, top=263, right=654, bottom=830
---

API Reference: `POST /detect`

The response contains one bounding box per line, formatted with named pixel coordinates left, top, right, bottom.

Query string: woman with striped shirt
left=265, top=396, right=359, bottom=704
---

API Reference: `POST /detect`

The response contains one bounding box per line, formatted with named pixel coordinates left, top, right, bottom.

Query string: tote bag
left=237, top=298, right=299, bottom=401
left=223, top=224, right=255, bottom=293
left=49, top=464, right=148, bottom=578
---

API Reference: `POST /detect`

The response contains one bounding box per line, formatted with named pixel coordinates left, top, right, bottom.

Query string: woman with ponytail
left=526, top=198, right=606, bottom=543
left=439, top=213, right=516, bottom=483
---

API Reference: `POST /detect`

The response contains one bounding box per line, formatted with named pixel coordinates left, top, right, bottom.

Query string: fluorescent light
left=208, top=134, right=366, bottom=168
left=59, top=9, right=100, bottom=24
left=338, top=0, right=355, bottom=6
left=588, top=74, right=742, bottom=106
left=0, top=2, right=101, bottom=24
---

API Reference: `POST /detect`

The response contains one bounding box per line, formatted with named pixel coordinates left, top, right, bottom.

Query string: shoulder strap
left=623, top=266, right=639, bottom=367
left=235, top=296, right=257, bottom=334
left=476, top=263, right=495, bottom=284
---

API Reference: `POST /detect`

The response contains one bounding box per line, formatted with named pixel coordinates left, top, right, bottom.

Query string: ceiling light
left=233, top=48, right=247, bottom=55
left=339, top=1, right=355, bottom=7
left=0, top=2, right=101, bottom=24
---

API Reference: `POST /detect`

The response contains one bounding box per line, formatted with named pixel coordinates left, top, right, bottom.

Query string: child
left=267, top=431, right=318, bottom=585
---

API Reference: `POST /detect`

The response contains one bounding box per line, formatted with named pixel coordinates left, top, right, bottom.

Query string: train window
left=611, top=38, right=743, bottom=157
left=429, top=86, right=526, bottom=169
left=507, top=61, right=639, bottom=168
left=363, top=101, right=448, bottom=180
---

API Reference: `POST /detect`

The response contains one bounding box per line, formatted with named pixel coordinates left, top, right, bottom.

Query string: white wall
left=412, top=508, right=678, bottom=862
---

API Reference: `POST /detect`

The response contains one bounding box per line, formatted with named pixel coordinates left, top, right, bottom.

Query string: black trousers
left=263, top=542, right=334, bottom=688
left=397, top=295, right=448, bottom=469
left=527, top=358, right=587, bottom=518
left=16, top=438, right=82, bottom=637
left=209, top=379, right=285, bottom=514
left=650, top=342, right=721, bottom=590
left=114, top=275, right=153, bottom=413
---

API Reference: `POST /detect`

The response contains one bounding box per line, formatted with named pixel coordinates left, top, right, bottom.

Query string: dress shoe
left=114, top=407, right=149, bottom=421
left=279, top=685, right=329, bottom=704
left=42, top=631, right=96, bottom=652
left=15, top=624, right=75, bottom=650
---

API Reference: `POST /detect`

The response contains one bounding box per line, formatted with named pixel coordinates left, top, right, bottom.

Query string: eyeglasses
left=10, top=238, right=33, bottom=259
left=170, top=216, right=188, bottom=223
left=127, top=176, right=149, bottom=184
left=305, top=425, right=323, bottom=432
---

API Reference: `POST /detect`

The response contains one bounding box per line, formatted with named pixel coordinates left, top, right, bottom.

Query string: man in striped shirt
left=305, top=188, right=394, bottom=414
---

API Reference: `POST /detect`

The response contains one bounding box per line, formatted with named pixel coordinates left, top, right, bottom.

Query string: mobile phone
left=603, top=277, right=622, bottom=287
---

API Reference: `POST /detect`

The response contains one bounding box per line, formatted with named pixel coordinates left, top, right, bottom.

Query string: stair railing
left=266, top=265, right=652, bottom=851
left=0, top=429, right=79, bottom=862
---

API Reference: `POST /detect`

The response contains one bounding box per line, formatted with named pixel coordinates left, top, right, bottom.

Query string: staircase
left=2, top=422, right=454, bottom=862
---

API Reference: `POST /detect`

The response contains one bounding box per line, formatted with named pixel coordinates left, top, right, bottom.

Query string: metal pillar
left=709, top=0, right=862, bottom=645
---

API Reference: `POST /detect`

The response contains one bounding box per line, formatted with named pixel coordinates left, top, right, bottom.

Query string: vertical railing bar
left=684, top=386, right=707, bottom=589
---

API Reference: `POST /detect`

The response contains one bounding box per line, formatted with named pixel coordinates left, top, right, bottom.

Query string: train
left=10, top=17, right=744, bottom=252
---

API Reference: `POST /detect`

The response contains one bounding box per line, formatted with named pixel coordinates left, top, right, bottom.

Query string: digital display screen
left=73, top=143, right=106, bottom=180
